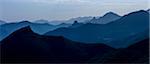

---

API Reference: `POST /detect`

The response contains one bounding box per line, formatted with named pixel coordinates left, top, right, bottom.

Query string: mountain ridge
left=45, top=10, right=149, bottom=48
left=88, top=12, right=121, bottom=24
left=1, top=26, right=115, bottom=63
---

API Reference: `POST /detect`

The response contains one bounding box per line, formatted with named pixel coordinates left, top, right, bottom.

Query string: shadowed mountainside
left=1, top=26, right=149, bottom=63
left=1, top=26, right=115, bottom=63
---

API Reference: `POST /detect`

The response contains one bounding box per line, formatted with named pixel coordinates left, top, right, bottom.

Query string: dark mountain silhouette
left=0, top=26, right=115, bottom=63
left=45, top=10, right=149, bottom=48
left=89, top=38, right=149, bottom=63
left=0, top=21, right=71, bottom=41
left=88, top=12, right=121, bottom=24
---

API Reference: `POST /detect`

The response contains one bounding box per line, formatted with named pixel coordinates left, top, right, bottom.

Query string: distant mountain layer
left=1, top=26, right=115, bottom=63
left=0, top=21, right=71, bottom=41
left=1, top=26, right=149, bottom=63
left=88, top=12, right=121, bottom=24
left=45, top=10, right=149, bottom=48
left=65, top=16, right=93, bottom=24
left=50, top=12, right=121, bottom=25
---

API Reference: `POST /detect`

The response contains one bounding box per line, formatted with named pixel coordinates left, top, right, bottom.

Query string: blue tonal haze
left=0, top=0, right=149, bottom=22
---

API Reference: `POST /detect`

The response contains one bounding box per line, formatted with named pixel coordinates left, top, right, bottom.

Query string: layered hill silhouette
left=45, top=10, right=149, bottom=48
left=0, top=10, right=149, bottom=63
left=0, top=11, right=123, bottom=42
left=1, top=26, right=149, bottom=63
left=0, top=21, right=71, bottom=41
left=1, top=26, right=115, bottom=63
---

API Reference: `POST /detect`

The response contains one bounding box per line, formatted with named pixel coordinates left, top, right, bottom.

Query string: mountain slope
left=1, top=26, right=115, bottom=63
left=45, top=10, right=149, bottom=48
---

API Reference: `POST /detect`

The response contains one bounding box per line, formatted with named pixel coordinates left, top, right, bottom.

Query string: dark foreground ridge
left=1, top=26, right=115, bottom=63
left=0, top=26, right=149, bottom=63
left=89, top=38, right=149, bottom=63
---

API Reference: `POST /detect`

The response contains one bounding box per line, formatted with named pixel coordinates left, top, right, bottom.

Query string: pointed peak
left=11, top=26, right=34, bottom=35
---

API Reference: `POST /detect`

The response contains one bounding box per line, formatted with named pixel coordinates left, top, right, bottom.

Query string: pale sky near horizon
left=0, top=0, right=149, bottom=22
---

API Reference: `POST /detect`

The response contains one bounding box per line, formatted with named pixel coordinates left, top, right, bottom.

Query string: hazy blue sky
left=0, top=0, right=149, bottom=22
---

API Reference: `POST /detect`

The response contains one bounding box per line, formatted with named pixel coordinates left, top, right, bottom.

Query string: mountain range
left=1, top=26, right=149, bottom=63
left=32, top=12, right=120, bottom=25
left=1, top=26, right=115, bottom=63
left=0, top=11, right=122, bottom=42
left=0, top=9, right=149, bottom=63
left=45, top=10, right=149, bottom=48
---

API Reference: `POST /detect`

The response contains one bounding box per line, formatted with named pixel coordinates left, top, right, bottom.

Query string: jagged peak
left=11, top=26, right=34, bottom=35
